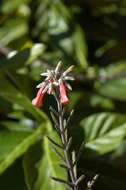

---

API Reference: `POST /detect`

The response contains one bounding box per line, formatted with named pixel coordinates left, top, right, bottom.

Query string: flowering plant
left=32, top=61, right=98, bottom=190
left=1, top=0, right=126, bottom=189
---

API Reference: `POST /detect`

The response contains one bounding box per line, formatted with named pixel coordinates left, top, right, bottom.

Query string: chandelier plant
left=32, top=61, right=98, bottom=190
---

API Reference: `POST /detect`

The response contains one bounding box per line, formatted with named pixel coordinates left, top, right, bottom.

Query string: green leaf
left=0, top=120, right=34, bottom=132
left=74, top=26, right=88, bottom=69
left=80, top=113, right=126, bottom=154
left=0, top=18, right=27, bottom=45
left=23, top=143, right=41, bottom=190
left=95, top=40, right=117, bottom=58
left=0, top=124, right=45, bottom=174
left=96, top=77, right=126, bottom=100
left=0, top=50, right=30, bottom=71
left=0, top=44, right=45, bottom=71
left=27, top=43, right=46, bottom=64
left=0, top=76, right=48, bottom=123
left=96, top=62, right=126, bottom=101
left=33, top=132, right=67, bottom=190
left=1, top=0, right=29, bottom=14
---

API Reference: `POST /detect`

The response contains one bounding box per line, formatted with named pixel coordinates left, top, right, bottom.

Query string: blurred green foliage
left=0, top=0, right=126, bottom=189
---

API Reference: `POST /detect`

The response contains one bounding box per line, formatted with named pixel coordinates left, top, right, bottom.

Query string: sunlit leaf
left=96, top=77, right=126, bottom=100
left=0, top=44, right=46, bottom=71
left=0, top=120, right=34, bottom=132
left=0, top=124, right=45, bottom=174
left=0, top=50, right=30, bottom=71
left=23, top=143, right=41, bottom=190
left=1, top=0, right=29, bottom=14
left=33, top=131, right=67, bottom=190
left=27, top=43, right=46, bottom=64
left=0, top=18, right=27, bottom=45
left=74, top=26, right=88, bottom=69
left=80, top=113, right=126, bottom=154
left=0, top=76, right=48, bottom=123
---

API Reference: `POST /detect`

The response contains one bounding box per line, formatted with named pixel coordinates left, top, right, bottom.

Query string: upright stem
left=57, top=99, right=79, bottom=190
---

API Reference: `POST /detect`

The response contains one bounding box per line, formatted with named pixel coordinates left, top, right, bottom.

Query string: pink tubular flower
left=59, top=81, right=69, bottom=105
left=32, top=87, right=45, bottom=107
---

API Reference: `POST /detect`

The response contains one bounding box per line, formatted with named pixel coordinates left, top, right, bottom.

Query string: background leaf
left=33, top=132, right=67, bottom=190
left=96, top=77, right=126, bottom=101
left=0, top=124, right=46, bottom=174
left=80, top=113, right=126, bottom=154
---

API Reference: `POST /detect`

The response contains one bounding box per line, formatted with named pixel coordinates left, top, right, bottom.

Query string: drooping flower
left=59, top=81, right=69, bottom=105
left=32, top=85, right=46, bottom=107
left=32, top=61, right=74, bottom=107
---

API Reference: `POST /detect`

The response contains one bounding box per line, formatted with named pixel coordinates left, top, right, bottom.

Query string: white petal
left=65, top=83, right=72, bottom=91
left=40, top=72, right=48, bottom=76
left=63, top=65, right=74, bottom=76
left=36, top=82, right=45, bottom=88
left=55, top=61, right=63, bottom=74
left=64, top=76, right=75, bottom=81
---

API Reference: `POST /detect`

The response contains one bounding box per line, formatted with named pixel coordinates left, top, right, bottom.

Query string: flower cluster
left=32, top=61, right=74, bottom=107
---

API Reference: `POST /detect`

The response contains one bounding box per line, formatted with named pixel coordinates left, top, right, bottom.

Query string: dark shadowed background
left=0, top=0, right=126, bottom=189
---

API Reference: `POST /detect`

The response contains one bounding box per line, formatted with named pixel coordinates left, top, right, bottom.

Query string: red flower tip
left=59, top=81, right=69, bottom=105
left=32, top=88, right=45, bottom=108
